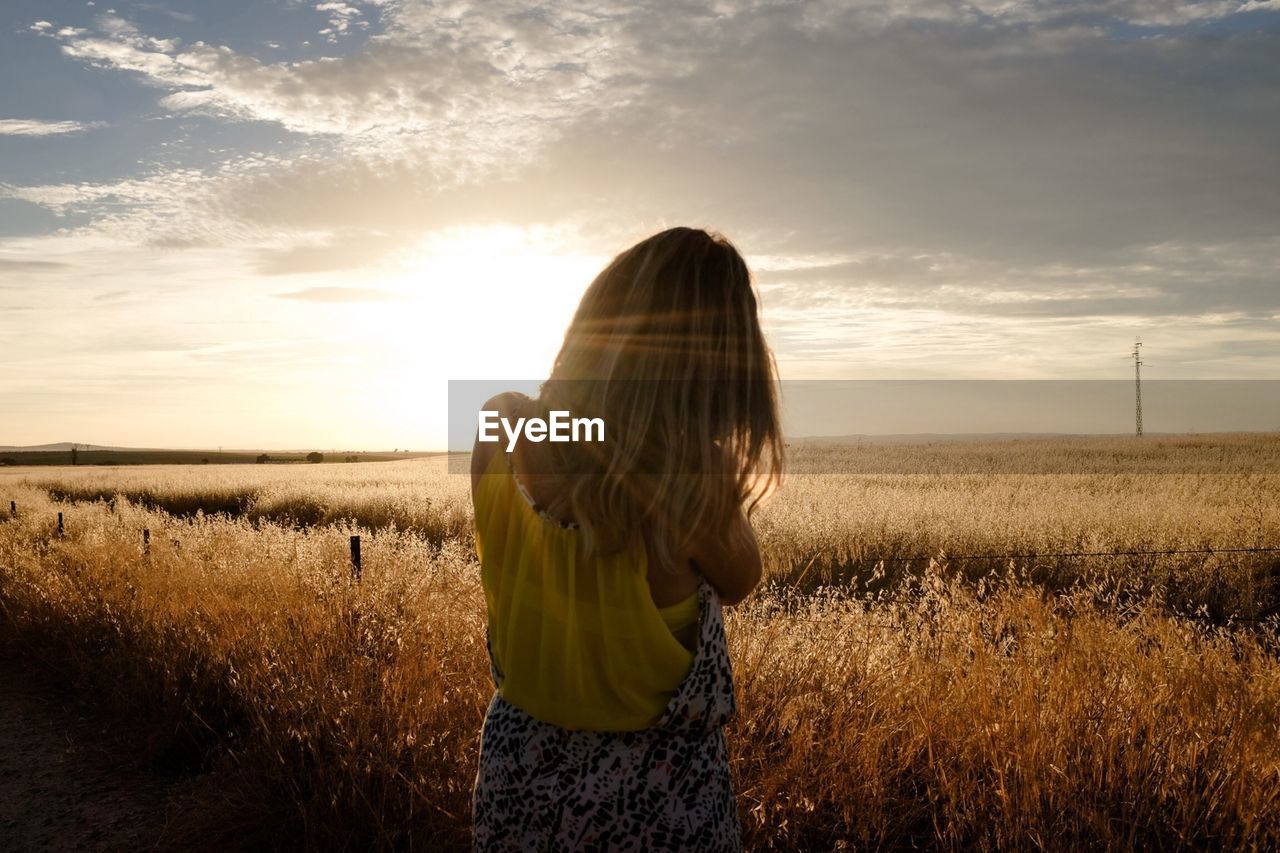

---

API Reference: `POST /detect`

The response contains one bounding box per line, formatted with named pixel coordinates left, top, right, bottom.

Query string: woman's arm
left=685, top=505, right=763, bottom=606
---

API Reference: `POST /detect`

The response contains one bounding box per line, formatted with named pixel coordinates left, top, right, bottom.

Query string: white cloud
left=5, top=0, right=1277, bottom=381
left=34, top=3, right=645, bottom=167
left=134, top=3, right=197, bottom=23
left=0, top=118, right=105, bottom=136
left=791, top=0, right=1280, bottom=29
left=0, top=157, right=283, bottom=250
left=315, top=2, right=363, bottom=41
left=273, top=285, right=406, bottom=301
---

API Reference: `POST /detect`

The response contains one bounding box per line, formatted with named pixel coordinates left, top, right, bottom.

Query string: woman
left=470, top=226, right=783, bottom=851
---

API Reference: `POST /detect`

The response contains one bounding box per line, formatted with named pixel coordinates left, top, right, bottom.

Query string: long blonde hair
left=525, top=226, right=783, bottom=572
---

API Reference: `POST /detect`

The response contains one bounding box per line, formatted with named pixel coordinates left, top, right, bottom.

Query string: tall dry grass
left=21, top=438, right=1280, bottom=612
left=24, top=460, right=474, bottom=545
left=1, top=435, right=1278, bottom=850
left=0, top=480, right=487, bottom=849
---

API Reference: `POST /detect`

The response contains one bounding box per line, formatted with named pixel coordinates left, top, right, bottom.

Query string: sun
left=345, top=225, right=608, bottom=448
left=393, top=225, right=604, bottom=376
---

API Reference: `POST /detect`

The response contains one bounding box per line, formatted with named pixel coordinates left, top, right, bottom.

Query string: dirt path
left=0, top=653, right=196, bottom=852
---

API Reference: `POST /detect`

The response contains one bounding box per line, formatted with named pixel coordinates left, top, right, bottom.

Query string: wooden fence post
left=57, top=512, right=64, bottom=536
left=9, top=500, right=15, bottom=517
left=350, top=535, right=362, bottom=583
left=143, top=528, right=150, bottom=556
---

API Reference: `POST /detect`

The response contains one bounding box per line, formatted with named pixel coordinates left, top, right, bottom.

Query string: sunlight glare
left=345, top=225, right=607, bottom=448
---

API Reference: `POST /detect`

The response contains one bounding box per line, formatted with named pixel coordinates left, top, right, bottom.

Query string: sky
left=1, top=0, right=1278, bottom=450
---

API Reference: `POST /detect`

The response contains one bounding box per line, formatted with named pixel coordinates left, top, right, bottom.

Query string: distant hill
left=0, top=444, right=444, bottom=466
left=0, top=442, right=129, bottom=452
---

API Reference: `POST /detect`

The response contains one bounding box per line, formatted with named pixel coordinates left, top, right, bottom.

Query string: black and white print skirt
left=472, top=576, right=743, bottom=852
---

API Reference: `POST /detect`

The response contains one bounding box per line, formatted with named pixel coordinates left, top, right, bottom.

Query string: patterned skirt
left=471, top=576, right=743, bottom=851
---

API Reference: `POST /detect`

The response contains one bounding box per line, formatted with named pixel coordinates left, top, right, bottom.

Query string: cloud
left=788, top=0, right=1280, bottom=30
left=754, top=237, right=1280, bottom=320
left=0, top=258, right=71, bottom=271
left=34, top=3, right=639, bottom=164
left=254, top=230, right=414, bottom=274
left=5, top=0, right=1280, bottom=452
left=0, top=155, right=302, bottom=248
left=0, top=118, right=105, bottom=136
left=315, top=2, right=366, bottom=41
left=7, top=0, right=1279, bottom=362
left=134, top=3, right=197, bottom=23
left=273, top=285, right=407, bottom=302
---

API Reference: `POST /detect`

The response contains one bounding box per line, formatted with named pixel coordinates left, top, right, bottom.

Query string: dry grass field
left=1, top=434, right=1279, bottom=850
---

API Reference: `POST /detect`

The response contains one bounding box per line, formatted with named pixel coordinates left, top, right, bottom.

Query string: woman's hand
left=471, top=391, right=528, bottom=499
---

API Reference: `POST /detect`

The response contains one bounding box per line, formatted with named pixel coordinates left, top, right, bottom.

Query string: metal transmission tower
left=1131, top=339, right=1144, bottom=437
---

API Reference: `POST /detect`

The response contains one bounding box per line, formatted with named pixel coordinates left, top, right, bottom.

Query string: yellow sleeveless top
left=473, top=448, right=698, bottom=731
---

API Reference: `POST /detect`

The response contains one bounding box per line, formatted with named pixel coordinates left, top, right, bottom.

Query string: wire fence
left=10, top=500, right=1279, bottom=566
left=8, top=501, right=1279, bottom=629
left=756, top=546, right=1280, bottom=629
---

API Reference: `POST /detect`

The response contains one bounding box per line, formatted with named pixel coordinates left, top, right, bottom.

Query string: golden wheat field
left=2, top=434, right=1279, bottom=850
